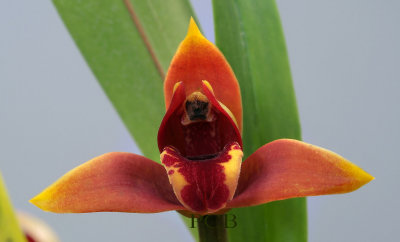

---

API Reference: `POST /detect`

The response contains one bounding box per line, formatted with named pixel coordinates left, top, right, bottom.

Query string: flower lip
left=157, top=81, right=242, bottom=160
left=161, top=141, right=243, bottom=213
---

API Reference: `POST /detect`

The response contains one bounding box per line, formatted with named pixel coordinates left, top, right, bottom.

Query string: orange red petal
left=229, top=139, right=374, bottom=208
left=164, top=18, right=242, bottom=131
left=30, top=152, right=184, bottom=213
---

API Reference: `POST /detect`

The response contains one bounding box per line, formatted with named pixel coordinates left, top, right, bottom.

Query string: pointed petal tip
left=30, top=186, right=60, bottom=213
left=280, top=139, right=375, bottom=192
left=29, top=193, right=51, bottom=213
left=29, top=196, right=37, bottom=206
left=355, top=169, right=375, bottom=188
left=187, top=17, right=202, bottom=38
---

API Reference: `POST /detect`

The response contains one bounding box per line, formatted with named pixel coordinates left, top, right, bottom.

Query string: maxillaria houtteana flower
left=31, top=19, right=373, bottom=216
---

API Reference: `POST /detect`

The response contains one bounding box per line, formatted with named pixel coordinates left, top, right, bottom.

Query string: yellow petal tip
left=29, top=195, right=38, bottom=205
left=347, top=165, right=374, bottom=191
left=30, top=195, right=43, bottom=208
left=187, top=17, right=202, bottom=38
left=364, top=173, right=375, bottom=183
left=29, top=190, right=53, bottom=212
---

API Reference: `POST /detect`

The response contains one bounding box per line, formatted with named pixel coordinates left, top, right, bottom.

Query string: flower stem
left=198, top=215, right=228, bottom=242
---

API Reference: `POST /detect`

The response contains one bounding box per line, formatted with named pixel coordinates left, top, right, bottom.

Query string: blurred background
left=1, top=0, right=398, bottom=241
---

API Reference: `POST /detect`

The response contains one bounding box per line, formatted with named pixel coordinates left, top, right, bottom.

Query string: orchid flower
left=31, top=19, right=373, bottom=217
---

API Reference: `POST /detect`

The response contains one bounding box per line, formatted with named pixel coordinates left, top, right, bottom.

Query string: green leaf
left=52, top=0, right=199, bottom=239
left=0, top=172, right=27, bottom=242
left=213, top=0, right=307, bottom=241
left=52, top=0, right=196, bottom=162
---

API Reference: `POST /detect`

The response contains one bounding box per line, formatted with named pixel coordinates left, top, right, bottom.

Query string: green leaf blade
left=0, top=172, right=27, bottom=242
left=213, top=0, right=307, bottom=241
left=52, top=0, right=195, bottom=162
left=129, top=0, right=196, bottom=72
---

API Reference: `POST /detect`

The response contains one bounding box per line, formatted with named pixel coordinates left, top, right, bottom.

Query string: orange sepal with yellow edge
left=228, top=139, right=374, bottom=208
left=30, top=152, right=184, bottom=213
left=164, top=18, right=242, bottom=132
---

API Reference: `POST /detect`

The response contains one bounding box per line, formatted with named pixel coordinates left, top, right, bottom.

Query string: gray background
left=1, top=0, right=398, bottom=241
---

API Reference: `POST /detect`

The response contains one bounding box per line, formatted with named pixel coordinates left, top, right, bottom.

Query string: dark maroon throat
left=158, top=100, right=240, bottom=161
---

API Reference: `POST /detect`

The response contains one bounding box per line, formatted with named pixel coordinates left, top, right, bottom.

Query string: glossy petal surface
left=161, top=142, right=243, bottom=214
left=31, top=153, right=183, bottom=213
left=164, top=18, right=242, bottom=131
left=229, top=139, right=374, bottom=208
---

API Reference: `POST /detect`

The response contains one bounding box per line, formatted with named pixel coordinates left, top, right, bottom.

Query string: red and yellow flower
left=31, top=19, right=373, bottom=216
